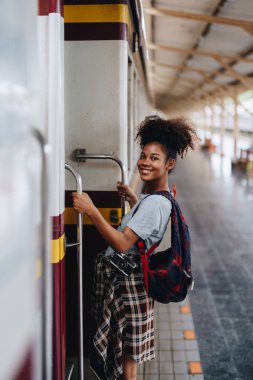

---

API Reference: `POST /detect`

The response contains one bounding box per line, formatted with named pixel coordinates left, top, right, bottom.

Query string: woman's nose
left=141, top=158, right=150, bottom=165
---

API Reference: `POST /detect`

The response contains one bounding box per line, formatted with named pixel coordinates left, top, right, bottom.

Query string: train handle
left=65, top=163, right=84, bottom=380
left=75, top=151, right=126, bottom=218
left=31, top=128, right=52, bottom=380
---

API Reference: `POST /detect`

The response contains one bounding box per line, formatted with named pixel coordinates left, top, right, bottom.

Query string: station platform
left=170, top=148, right=253, bottom=380
left=84, top=295, right=204, bottom=380
left=84, top=147, right=253, bottom=380
left=136, top=297, right=203, bottom=380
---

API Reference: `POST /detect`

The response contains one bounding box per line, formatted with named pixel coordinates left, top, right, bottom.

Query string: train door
left=64, top=1, right=129, bottom=376
left=0, top=1, right=52, bottom=379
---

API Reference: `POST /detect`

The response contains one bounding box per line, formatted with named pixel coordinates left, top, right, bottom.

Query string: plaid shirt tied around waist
left=90, top=252, right=155, bottom=380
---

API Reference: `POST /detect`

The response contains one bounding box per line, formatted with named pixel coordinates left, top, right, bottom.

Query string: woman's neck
left=143, top=182, right=169, bottom=194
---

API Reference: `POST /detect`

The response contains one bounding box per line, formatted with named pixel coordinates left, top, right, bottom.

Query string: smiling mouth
left=140, top=168, right=152, bottom=174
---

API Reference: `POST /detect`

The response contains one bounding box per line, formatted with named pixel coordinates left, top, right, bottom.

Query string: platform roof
left=141, top=0, right=253, bottom=113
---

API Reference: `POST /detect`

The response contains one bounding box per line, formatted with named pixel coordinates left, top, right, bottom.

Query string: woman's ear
left=166, top=158, right=176, bottom=171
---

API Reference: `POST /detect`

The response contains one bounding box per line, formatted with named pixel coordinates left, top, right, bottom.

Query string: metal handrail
left=31, top=127, right=51, bottom=380
left=65, top=163, right=84, bottom=380
left=75, top=151, right=126, bottom=218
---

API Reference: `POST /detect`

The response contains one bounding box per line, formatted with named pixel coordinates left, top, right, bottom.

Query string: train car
left=1, top=1, right=152, bottom=379
left=1, top=1, right=52, bottom=379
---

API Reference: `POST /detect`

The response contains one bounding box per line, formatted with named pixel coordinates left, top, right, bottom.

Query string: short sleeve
left=126, top=195, right=171, bottom=241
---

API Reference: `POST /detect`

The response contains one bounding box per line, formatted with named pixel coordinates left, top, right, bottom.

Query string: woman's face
left=137, top=142, right=175, bottom=183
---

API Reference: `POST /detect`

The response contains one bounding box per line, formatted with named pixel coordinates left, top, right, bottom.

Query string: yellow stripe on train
left=64, top=208, right=121, bottom=226
left=51, top=234, right=65, bottom=264
left=64, top=4, right=129, bottom=24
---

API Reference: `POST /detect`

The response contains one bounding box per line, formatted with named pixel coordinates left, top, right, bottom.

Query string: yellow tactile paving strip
left=189, top=361, right=203, bottom=374
left=184, top=330, right=196, bottom=340
left=180, top=305, right=191, bottom=314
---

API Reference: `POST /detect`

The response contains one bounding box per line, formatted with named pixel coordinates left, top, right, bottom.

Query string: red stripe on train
left=52, top=211, right=65, bottom=239
left=38, top=0, right=64, bottom=16
left=13, top=348, right=33, bottom=380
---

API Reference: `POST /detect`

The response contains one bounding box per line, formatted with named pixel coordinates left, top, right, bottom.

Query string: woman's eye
left=151, top=156, right=158, bottom=161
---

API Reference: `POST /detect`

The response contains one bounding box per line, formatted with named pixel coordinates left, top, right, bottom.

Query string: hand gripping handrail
left=75, top=151, right=126, bottom=218
left=30, top=128, right=52, bottom=380
left=65, top=163, right=84, bottom=380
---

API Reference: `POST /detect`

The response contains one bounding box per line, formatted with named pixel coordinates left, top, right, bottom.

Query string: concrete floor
left=170, top=149, right=253, bottom=380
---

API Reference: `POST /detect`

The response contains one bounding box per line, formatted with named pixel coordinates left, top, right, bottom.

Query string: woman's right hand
left=117, top=182, right=138, bottom=208
left=72, top=192, right=95, bottom=215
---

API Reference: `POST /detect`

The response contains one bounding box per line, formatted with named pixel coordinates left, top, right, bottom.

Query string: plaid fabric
left=90, top=252, right=155, bottom=380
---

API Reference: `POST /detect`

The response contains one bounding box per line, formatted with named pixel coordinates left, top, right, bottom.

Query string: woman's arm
left=117, top=182, right=138, bottom=209
left=72, top=192, right=139, bottom=252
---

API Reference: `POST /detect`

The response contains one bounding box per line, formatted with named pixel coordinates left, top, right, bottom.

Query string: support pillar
left=210, top=103, right=215, bottom=139
left=220, top=97, right=225, bottom=156
left=204, top=96, right=210, bottom=140
left=203, top=107, right=207, bottom=141
left=233, top=89, right=240, bottom=161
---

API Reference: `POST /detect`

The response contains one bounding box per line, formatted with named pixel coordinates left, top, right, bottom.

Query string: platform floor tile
left=139, top=296, right=204, bottom=380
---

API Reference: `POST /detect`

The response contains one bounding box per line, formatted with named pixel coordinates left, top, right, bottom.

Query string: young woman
left=72, top=115, right=197, bottom=380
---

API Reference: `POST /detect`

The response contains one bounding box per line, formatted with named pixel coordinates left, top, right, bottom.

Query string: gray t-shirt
left=105, top=193, right=172, bottom=256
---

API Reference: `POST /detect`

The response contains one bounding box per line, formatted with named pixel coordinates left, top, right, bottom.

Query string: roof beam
left=185, top=75, right=237, bottom=100
left=214, top=57, right=253, bottom=89
left=165, top=0, right=230, bottom=107
left=149, top=60, right=236, bottom=81
left=183, top=78, right=253, bottom=113
left=149, top=43, right=253, bottom=96
left=149, top=73, right=200, bottom=84
left=194, top=76, right=229, bottom=98
left=144, top=7, right=253, bottom=36
left=149, top=61, right=220, bottom=77
left=148, top=43, right=253, bottom=64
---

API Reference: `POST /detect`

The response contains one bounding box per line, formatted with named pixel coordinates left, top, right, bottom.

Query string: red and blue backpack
left=135, top=190, right=194, bottom=304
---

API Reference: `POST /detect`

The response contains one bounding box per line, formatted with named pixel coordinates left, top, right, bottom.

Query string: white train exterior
left=0, top=1, right=151, bottom=379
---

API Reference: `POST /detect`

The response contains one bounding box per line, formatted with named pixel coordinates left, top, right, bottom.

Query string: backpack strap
left=133, top=190, right=173, bottom=255
left=135, top=191, right=173, bottom=296
left=136, top=240, right=160, bottom=294
left=132, top=190, right=173, bottom=218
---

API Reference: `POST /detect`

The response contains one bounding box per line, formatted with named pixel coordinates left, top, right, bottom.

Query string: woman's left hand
left=72, top=192, right=94, bottom=214
left=117, top=181, right=138, bottom=208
